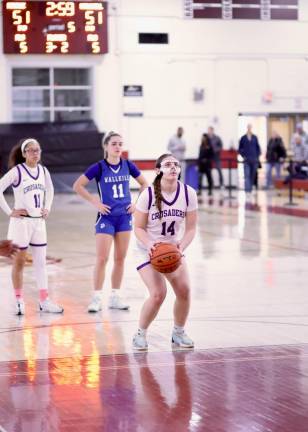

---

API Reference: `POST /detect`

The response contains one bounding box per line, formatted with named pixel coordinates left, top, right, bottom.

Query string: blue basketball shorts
left=95, top=214, right=133, bottom=235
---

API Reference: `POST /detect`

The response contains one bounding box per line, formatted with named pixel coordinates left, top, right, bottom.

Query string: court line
left=0, top=351, right=307, bottom=378
left=0, top=425, right=8, bottom=432
left=1, top=315, right=308, bottom=334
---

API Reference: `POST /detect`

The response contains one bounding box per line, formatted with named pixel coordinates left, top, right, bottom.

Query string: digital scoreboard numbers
left=2, top=1, right=108, bottom=54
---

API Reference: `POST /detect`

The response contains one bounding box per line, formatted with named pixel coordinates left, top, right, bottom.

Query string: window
left=12, top=68, right=92, bottom=123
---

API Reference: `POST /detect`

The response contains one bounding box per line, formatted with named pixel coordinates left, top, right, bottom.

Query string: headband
left=21, top=138, right=38, bottom=153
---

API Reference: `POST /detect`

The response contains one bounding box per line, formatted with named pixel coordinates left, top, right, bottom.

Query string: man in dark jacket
left=238, top=124, right=261, bottom=194
left=265, top=131, right=286, bottom=189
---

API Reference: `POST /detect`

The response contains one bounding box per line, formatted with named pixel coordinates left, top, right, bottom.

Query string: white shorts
left=7, top=217, right=47, bottom=249
left=133, top=243, right=151, bottom=271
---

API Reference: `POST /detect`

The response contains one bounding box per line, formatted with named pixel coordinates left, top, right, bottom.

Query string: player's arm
left=126, top=161, right=148, bottom=214
left=127, top=174, right=148, bottom=214
left=73, top=174, right=111, bottom=215
left=179, top=210, right=197, bottom=252
left=135, top=174, right=148, bottom=193
left=178, top=187, right=198, bottom=252
left=41, top=168, right=54, bottom=218
left=134, top=209, right=155, bottom=253
left=0, top=168, right=27, bottom=218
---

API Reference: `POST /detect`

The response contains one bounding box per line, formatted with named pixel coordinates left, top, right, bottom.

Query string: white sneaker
left=88, top=295, right=102, bottom=313
left=15, top=299, right=25, bottom=316
left=39, top=299, right=64, bottom=313
left=172, top=330, right=194, bottom=348
left=132, top=332, right=148, bottom=351
left=108, top=294, right=129, bottom=310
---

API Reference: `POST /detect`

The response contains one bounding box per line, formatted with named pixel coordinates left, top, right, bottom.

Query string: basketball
left=150, top=242, right=182, bottom=274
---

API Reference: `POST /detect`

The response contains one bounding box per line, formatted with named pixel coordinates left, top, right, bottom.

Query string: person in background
left=291, top=122, right=308, bottom=149
left=292, top=133, right=308, bottom=163
left=265, top=131, right=286, bottom=189
left=167, top=127, right=186, bottom=182
left=208, top=126, right=223, bottom=188
left=197, top=134, right=214, bottom=197
left=283, top=133, right=308, bottom=184
left=238, top=124, right=261, bottom=197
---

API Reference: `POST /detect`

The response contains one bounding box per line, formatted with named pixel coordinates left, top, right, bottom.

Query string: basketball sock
left=93, top=290, right=102, bottom=298
left=14, top=288, right=22, bottom=299
left=173, top=325, right=184, bottom=334
left=137, top=328, right=147, bottom=336
left=111, top=288, right=119, bottom=296
left=39, top=289, right=48, bottom=302
left=31, top=246, right=48, bottom=292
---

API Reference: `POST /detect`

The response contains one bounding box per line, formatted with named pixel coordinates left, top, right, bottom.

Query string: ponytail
left=8, top=141, right=25, bottom=169
left=153, top=153, right=174, bottom=216
left=153, top=172, right=163, bottom=214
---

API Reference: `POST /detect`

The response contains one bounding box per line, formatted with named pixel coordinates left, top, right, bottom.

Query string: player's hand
left=41, top=209, right=49, bottom=219
left=98, top=203, right=111, bottom=215
left=10, top=208, right=28, bottom=218
left=176, top=242, right=184, bottom=254
left=147, top=241, right=158, bottom=258
left=0, top=240, right=19, bottom=258
left=126, top=203, right=135, bottom=214
left=91, top=197, right=111, bottom=215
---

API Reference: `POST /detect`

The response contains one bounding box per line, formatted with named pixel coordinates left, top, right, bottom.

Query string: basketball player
left=133, top=153, right=198, bottom=350
left=0, top=138, right=64, bottom=315
left=73, top=131, right=148, bottom=312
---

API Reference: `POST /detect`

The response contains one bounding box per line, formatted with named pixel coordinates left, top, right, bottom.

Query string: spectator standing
left=238, top=124, right=261, bottom=196
left=208, top=126, right=224, bottom=188
left=197, top=134, right=214, bottom=196
left=168, top=127, right=186, bottom=181
left=265, top=131, right=286, bottom=189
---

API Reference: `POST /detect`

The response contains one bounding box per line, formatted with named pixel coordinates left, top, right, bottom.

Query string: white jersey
left=136, top=181, right=198, bottom=250
left=13, top=163, right=47, bottom=217
left=0, top=163, right=54, bottom=218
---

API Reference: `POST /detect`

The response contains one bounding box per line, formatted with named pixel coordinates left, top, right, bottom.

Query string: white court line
left=0, top=425, right=8, bottom=432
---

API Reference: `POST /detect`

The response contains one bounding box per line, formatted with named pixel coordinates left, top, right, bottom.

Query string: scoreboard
left=184, top=1, right=298, bottom=21
left=2, top=1, right=108, bottom=54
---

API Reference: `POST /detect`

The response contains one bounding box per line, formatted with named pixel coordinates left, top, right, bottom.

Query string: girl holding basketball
left=133, top=153, right=198, bottom=350
left=0, top=138, right=64, bottom=315
left=73, top=131, right=148, bottom=313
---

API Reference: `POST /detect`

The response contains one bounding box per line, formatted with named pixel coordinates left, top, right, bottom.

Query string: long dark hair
left=102, top=131, right=121, bottom=159
left=153, top=153, right=179, bottom=214
left=200, top=133, right=210, bottom=149
left=8, top=139, right=26, bottom=169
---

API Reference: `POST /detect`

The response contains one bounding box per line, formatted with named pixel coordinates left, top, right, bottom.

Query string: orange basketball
left=150, top=242, right=182, bottom=274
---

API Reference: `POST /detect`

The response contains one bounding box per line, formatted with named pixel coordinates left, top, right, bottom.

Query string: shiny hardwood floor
left=0, top=189, right=307, bottom=431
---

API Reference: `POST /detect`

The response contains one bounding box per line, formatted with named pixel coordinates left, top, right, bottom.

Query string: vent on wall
left=138, top=33, right=169, bottom=44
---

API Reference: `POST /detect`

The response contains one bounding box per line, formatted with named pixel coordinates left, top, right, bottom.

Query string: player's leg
left=11, top=249, right=27, bottom=315
left=88, top=228, right=113, bottom=312
left=133, top=265, right=167, bottom=350
left=8, top=218, right=30, bottom=315
left=109, top=214, right=132, bottom=310
left=166, top=259, right=194, bottom=348
left=30, top=219, right=63, bottom=313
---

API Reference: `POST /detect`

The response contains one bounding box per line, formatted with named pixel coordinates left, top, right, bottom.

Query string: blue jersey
left=85, top=159, right=140, bottom=216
